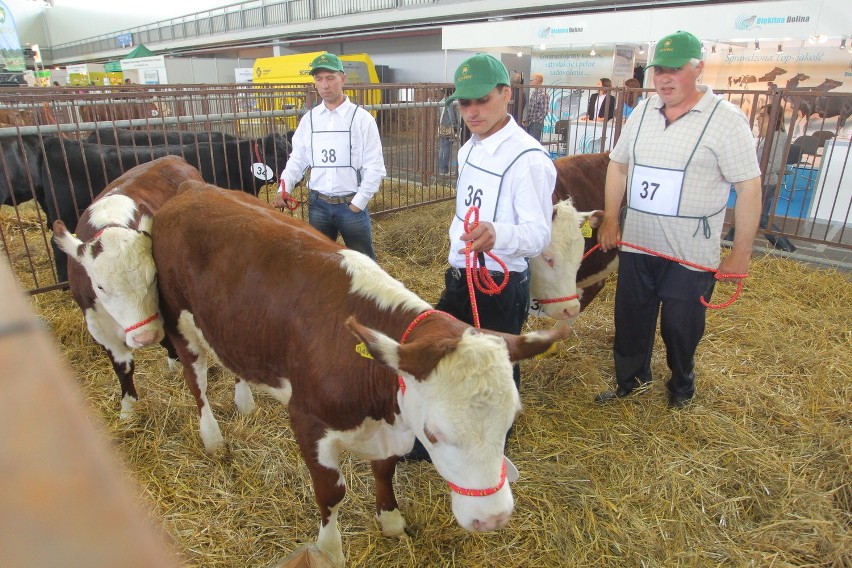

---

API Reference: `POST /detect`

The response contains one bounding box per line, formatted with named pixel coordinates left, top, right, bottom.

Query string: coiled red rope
left=587, top=241, right=748, bottom=309
left=277, top=180, right=300, bottom=211
left=463, top=206, right=509, bottom=328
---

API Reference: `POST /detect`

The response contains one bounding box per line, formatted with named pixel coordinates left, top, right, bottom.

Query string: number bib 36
left=629, top=163, right=685, bottom=216
left=455, top=162, right=501, bottom=222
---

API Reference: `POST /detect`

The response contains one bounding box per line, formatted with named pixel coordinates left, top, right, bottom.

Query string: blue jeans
left=526, top=122, right=543, bottom=142
left=308, top=191, right=376, bottom=259
left=438, top=136, right=454, bottom=174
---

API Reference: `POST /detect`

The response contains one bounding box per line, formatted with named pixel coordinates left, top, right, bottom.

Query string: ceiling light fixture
left=638, top=43, right=645, bottom=55
left=516, top=51, right=523, bottom=57
left=711, top=44, right=716, bottom=54
left=754, top=40, right=760, bottom=51
left=776, top=43, right=783, bottom=54
left=589, top=45, right=596, bottom=56
left=727, top=46, right=733, bottom=58
left=840, top=38, right=847, bottom=50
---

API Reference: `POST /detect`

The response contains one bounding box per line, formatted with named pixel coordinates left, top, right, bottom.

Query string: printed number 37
left=639, top=181, right=660, bottom=199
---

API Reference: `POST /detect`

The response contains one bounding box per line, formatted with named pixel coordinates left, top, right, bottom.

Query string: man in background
left=522, top=72, right=549, bottom=142
left=274, top=52, right=386, bottom=259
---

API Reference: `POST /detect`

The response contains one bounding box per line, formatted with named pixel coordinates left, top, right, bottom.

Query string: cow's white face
left=399, top=330, right=520, bottom=531
left=528, top=199, right=601, bottom=321
left=347, top=314, right=568, bottom=533
left=54, top=216, right=163, bottom=349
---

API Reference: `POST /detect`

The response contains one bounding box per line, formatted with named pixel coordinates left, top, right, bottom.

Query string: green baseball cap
left=446, top=53, right=510, bottom=103
left=309, top=52, right=344, bottom=74
left=646, top=30, right=702, bottom=69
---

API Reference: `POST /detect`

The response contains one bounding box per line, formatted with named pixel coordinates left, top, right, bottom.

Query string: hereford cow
left=152, top=181, right=567, bottom=566
left=528, top=198, right=601, bottom=321
left=52, top=156, right=204, bottom=419
left=0, top=133, right=288, bottom=281
left=529, top=152, right=617, bottom=315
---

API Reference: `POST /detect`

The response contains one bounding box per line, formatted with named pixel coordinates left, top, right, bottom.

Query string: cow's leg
left=85, top=310, right=137, bottom=419
left=233, top=378, right=256, bottom=415
left=174, top=313, right=224, bottom=452
left=293, top=413, right=346, bottom=567
left=160, top=335, right=180, bottom=372
left=371, top=457, right=406, bottom=537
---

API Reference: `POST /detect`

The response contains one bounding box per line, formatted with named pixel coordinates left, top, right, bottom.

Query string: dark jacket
left=586, top=92, right=616, bottom=120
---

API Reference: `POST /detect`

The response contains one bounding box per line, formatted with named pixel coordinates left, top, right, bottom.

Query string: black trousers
left=435, top=267, right=530, bottom=390
left=613, top=252, right=715, bottom=398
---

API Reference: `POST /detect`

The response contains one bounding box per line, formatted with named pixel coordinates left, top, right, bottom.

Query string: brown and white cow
left=151, top=181, right=567, bottom=566
left=529, top=152, right=618, bottom=320
left=53, top=156, right=204, bottom=419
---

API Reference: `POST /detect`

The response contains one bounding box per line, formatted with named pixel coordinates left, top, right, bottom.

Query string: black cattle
left=1, top=133, right=289, bottom=281
left=86, top=129, right=238, bottom=146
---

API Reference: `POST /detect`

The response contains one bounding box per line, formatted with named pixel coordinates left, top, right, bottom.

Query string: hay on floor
left=14, top=199, right=852, bottom=567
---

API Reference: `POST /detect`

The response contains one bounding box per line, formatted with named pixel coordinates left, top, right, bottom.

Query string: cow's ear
left=52, top=220, right=84, bottom=259
left=346, top=316, right=456, bottom=380
left=346, top=316, right=402, bottom=371
left=580, top=210, right=605, bottom=229
left=484, top=325, right=570, bottom=362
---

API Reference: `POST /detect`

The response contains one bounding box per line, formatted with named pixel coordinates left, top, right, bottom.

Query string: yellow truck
left=252, top=52, right=382, bottom=131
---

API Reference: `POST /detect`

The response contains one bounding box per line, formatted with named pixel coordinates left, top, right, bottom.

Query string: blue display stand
left=727, top=166, right=817, bottom=219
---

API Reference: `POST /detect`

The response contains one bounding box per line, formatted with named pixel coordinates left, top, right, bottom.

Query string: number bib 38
left=311, top=130, right=352, bottom=168
left=629, top=163, right=685, bottom=216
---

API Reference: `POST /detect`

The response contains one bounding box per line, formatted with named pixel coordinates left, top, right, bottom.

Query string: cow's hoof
left=377, top=509, right=406, bottom=537
left=119, top=394, right=138, bottom=420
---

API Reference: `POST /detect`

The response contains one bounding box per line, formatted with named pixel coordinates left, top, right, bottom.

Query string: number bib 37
left=629, top=163, right=685, bottom=216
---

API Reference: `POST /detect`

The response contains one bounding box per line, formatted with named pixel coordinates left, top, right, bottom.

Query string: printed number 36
left=464, top=185, right=482, bottom=208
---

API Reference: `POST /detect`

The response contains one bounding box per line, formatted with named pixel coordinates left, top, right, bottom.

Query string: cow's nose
left=130, top=329, right=158, bottom=347
left=563, top=303, right=581, bottom=319
left=471, top=510, right=511, bottom=532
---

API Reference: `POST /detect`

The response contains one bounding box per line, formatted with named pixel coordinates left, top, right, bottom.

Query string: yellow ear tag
left=581, top=219, right=593, bottom=238
left=355, top=342, right=374, bottom=359
left=534, top=342, right=559, bottom=360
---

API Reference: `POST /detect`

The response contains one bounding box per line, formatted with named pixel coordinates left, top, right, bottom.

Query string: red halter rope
left=463, top=206, right=509, bottom=328
left=532, top=245, right=602, bottom=306
left=89, top=227, right=161, bottom=332
left=396, top=309, right=509, bottom=497
left=585, top=241, right=748, bottom=309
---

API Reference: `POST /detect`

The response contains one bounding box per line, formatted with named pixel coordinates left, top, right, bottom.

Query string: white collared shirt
left=279, top=96, right=386, bottom=211
left=448, top=116, right=555, bottom=272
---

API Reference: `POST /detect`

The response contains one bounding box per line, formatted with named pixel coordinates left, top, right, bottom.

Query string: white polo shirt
left=448, top=116, right=555, bottom=273
left=610, top=85, right=760, bottom=268
left=280, top=96, right=386, bottom=211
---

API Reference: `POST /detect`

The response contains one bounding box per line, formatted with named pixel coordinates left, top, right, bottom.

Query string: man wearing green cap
left=595, top=31, right=762, bottom=408
left=402, top=53, right=556, bottom=461
left=274, top=52, right=386, bottom=259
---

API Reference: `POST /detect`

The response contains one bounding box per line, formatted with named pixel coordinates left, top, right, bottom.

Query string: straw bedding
left=6, top=197, right=851, bottom=567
